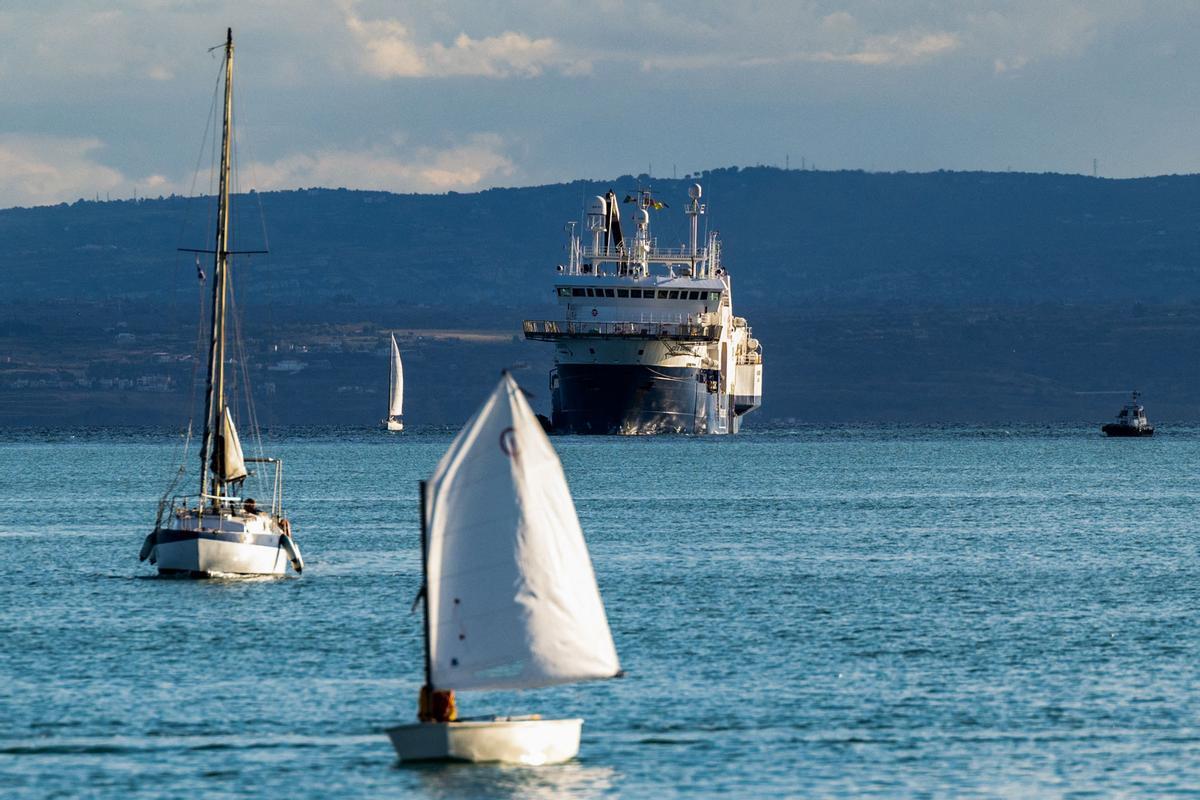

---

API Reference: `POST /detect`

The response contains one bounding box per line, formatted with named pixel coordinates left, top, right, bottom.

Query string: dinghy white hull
left=386, top=717, right=582, bottom=764
left=384, top=418, right=404, bottom=432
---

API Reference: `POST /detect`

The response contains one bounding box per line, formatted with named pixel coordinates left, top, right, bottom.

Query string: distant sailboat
left=138, top=28, right=303, bottom=578
left=386, top=373, right=620, bottom=764
left=383, top=333, right=404, bottom=431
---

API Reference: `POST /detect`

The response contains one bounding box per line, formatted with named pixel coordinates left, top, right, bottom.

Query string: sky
left=2, top=0, right=1200, bottom=207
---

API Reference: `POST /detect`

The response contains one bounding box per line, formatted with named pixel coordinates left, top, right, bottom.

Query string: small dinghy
left=1102, top=391, right=1155, bottom=437
left=382, top=333, right=404, bottom=431
left=387, top=372, right=621, bottom=764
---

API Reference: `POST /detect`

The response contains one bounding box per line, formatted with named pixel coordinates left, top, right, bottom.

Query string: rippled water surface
left=4, top=425, right=1200, bottom=798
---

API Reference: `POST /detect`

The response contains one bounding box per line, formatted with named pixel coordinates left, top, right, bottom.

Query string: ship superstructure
left=523, top=184, right=763, bottom=434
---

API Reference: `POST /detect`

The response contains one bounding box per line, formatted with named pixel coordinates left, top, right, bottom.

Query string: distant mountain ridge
left=5, top=166, right=1200, bottom=315
left=8, top=166, right=1200, bottom=425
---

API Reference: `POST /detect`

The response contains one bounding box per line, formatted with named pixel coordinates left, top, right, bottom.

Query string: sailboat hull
left=383, top=418, right=404, bottom=432
left=386, top=717, right=582, bottom=765
left=150, top=515, right=297, bottom=577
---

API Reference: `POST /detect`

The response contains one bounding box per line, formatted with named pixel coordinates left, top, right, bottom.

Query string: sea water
left=3, top=425, right=1200, bottom=798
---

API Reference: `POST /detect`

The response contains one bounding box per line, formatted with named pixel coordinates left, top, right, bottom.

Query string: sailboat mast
left=198, top=27, right=235, bottom=504
left=418, top=480, right=432, bottom=690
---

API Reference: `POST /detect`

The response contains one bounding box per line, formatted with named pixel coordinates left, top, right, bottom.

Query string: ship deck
left=522, top=320, right=720, bottom=342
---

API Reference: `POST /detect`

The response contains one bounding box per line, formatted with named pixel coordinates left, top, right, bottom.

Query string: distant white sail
left=424, top=373, right=619, bottom=691
left=389, top=333, right=404, bottom=418
left=222, top=405, right=248, bottom=483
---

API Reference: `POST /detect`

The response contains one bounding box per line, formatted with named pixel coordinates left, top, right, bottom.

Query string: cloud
left=343, top=5, right=586, bottom=78
left=0, top=135, right=127, bottom=207
left=647, top=28, right=961, bottom=71
left=807, top=31, right=961, bottom=66
left=244, top=134, right=516, bottom=192
left=0, top=130, right=518, bottom=208
left=967, top=3, right=1145, bottom=75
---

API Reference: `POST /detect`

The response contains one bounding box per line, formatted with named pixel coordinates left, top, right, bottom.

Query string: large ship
left=523, top=184, right=763, bottom=434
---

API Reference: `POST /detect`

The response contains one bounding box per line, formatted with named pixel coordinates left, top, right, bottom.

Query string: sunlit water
left=3, top=425, right=1200, bottom=798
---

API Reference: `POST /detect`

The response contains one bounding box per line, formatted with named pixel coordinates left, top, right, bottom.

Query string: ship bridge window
left=630, top=289, right=643, bottom=298
left=617, top=289, right=629, bottom=298
left=668, top=290, right=680, bottom=299
left=688, top=290, right=700, bottom=300
left=557, top=288, right=572, bottom=297
left=658, top=290, right=669, bottom=299
left=604, top=289, right=616, bottom=298
left=708, top=292, right=721, bottom=301
left=585, top=288, right=596, bottom=297
left=571, top=288, right=586, bottom=297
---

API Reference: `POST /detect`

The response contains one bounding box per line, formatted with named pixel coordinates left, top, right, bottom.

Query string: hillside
left=5, top=167, right=1200, bottom=425
left=6, top=167, right=1200, bottom=311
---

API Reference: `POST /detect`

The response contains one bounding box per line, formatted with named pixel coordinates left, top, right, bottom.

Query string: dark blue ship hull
left=551, top=364, right=708, bottom=434
left=1101, top=424, right=1154, bottom=437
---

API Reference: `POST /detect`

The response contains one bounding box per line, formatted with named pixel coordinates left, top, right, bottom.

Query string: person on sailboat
left=418, top=685, right=457, bottom=723
left=243, top=497, right=258, bottom=516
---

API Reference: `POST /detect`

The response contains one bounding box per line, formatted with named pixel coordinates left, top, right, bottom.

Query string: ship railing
left=522, top=319, right=720, bottom=342
left=157, top=457, right=284, bottom=522
left=580, top=244, right=710, bottom=266
left=736, top=353, right=763, bottom=365
left=582, top=244, right=705, bottom=258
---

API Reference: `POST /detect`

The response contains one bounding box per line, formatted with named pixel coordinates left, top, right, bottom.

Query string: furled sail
left=389, top=333, right=404, bottom=418
left=424, top=373, right=619, bottom=691
left=221, top=405, right=248, bottom=483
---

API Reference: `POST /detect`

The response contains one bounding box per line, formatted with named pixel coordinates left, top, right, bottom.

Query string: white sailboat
left=387, top=373, right=620, bottom=764
left=138, top=28, right=303, bottom=578
left=383, top=333, right=404, bottom=431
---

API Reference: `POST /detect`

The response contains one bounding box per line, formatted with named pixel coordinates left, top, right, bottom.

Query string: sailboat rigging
left=138, top=28, right=303, bottom=577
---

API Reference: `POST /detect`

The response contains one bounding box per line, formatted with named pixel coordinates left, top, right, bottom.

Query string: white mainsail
left=389, top=333, right=404, bottom=418
left=221, top=405, right=248, bottom=483
left=424, top=373, right=619, bottom=691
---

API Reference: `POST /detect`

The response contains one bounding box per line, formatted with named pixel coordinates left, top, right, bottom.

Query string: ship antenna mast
left=686, top=183, right=704, bottom=274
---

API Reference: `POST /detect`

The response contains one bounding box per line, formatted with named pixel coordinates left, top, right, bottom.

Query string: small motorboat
left=1102, top=391, right=1155, bottom=437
